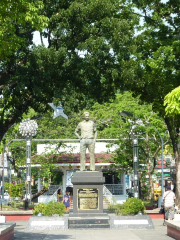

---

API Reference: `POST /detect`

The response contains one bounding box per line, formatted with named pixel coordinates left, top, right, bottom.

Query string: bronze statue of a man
left=75, top=112, right=97, bottom=171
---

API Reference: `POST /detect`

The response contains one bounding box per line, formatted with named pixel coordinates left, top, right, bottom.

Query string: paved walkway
left=13, top=219, right=172, bottom=240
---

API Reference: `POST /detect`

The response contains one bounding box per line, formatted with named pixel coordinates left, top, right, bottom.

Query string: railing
left=104, top=184, right=124, bottom=195
left=42, top=184, right=123, bottom=197
left=42, top=185, right=62, bottom=195
left=103, top=185, right=113, bottom=197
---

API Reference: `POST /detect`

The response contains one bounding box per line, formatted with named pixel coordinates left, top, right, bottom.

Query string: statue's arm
left=75, top=124, right=81, bottom=139
left=94, top=130, right=97, bottom=143
left=93, top=123, right=97, bottom=143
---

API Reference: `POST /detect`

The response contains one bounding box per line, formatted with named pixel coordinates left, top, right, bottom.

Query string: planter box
left=146, top=206, right=155, bottom=210
left=109, top=215, right=154, bottom=229
left=0, top=223, right=16, bottom=240
left=166, top=220, right=180, bottom=240
left=1, top=210, right=33, bottom=221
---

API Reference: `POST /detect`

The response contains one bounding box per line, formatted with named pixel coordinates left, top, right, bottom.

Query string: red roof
left=32, top=153, right=115, bottom=164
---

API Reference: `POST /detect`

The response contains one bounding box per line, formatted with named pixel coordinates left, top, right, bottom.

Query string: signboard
left=77, top=188, right=99, bottom=210
left=3, top=153, right=8, bottom=168
left=125, top=175, right=130, bottom=188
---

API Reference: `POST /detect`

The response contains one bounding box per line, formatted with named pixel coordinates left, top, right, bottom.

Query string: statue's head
left=83, top=111, right=89, bottom=120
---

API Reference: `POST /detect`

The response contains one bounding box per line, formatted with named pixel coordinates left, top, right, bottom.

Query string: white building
left=35, top=141, right=126, bottom=204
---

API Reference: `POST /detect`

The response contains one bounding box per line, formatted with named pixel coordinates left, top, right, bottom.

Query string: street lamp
left=133, top=138, right=139, bottom=198
left=132, top=123, right=168, bottom=202
left=19, top=119, right=38, bottom=205
left=121, top=111, right=168, bottom=201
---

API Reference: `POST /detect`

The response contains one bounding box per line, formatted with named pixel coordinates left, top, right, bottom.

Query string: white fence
left=38, top=184, right=126, bottom=204
left=103, top=184, right=126, bottom=204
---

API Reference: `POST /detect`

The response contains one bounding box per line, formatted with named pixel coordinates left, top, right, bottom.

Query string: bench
left=165, top=219, right=180, bottom=240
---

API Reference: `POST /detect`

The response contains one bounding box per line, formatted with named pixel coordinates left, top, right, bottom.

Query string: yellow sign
left=77, top=188, right=99, bottom=210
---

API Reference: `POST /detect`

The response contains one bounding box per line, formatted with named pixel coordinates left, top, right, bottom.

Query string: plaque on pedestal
left=71, top=171, right=105, bottom=214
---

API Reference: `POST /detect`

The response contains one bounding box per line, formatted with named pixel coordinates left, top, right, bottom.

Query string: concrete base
left=166, top=220, right=180, bottom=240
left=109, top=214, right=154, bottom=229
left=1, top=210, right=33, bottom=221
left=0, top=223, right=16, bottom=240
left=25, top=216, right=68, bottom=230
left=0, top=217, right=6, bottom=223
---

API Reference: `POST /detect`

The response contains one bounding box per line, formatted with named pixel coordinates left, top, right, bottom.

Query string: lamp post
left=133, top=138, right=139, bottom=198
left=120, top=111, right=168, bottom=201
left=19, top=119, right=38, bottom=205
left=133, top=124, right=168, bottom=202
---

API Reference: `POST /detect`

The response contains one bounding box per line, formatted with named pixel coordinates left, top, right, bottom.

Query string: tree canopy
left=121, top=0, right=180, bottom=203
left=6, top=92, right=169, bottom=200
left=164, top=86, right=180, bottom=116
left=0, top=0, right=48, bottom=60
left=1, top=0, right=180, bottom=203
left=0, top=0, right=139, bottom=142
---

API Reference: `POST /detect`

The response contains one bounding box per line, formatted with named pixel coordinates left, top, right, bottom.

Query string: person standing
left=163, top=185, right=176, bottom=220
left=57, top=189, right=63, bottom=202
left=63, top=190, right=71, bottom=212
left=75, top=112, right=97, bottom=171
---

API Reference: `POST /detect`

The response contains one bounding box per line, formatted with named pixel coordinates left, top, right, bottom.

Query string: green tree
left=5, top=92, right=169, bottom=200
left=0, top=0, right=48, bottom=60
left=119, top=0, right=180, bottom=205
left=164, top=86, right=180, bottom=116
left=0, top=0, right=138, bottom=142
left=89, top=92, right=169, bottom=199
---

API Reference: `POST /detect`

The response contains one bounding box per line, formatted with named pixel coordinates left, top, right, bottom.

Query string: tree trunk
left=31, top=186, right=48, bottom=200
left=165, top=117, right=180, bottom=207
left=147, top=163, right=154, bottom=200
left=174, top=148, right=180, bottom=207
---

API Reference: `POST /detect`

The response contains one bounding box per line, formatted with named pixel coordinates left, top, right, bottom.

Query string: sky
left=33, top=31, right=48, bottom=47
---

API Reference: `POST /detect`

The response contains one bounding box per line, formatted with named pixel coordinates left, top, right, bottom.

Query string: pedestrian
left=63, top=190, right=71, bottom=212
left=57, top=189, right=63, bottom=202
left=163, top=185, right=176, bottom=221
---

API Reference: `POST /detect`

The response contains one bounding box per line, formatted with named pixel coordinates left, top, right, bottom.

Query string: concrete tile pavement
left=13, top=219, right=172, bottom=240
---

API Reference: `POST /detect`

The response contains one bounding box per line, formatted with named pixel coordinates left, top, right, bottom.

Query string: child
left=63, top=190, right=71, bottom=212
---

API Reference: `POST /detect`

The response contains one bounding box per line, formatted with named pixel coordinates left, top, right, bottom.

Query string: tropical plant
left=89, top=92, right=169, bottom=199
left=4, top=182, right=24, bottom=198
left=33, top=201, right=64, bottom=216
left=115, top=198, right=145, bottom=216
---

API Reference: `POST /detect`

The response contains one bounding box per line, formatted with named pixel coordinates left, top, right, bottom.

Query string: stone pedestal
left=69, top=171, right=109, bottom=228
left=71, top=171, right=105, bottom=215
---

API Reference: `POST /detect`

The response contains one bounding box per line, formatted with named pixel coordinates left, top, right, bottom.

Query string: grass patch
left=0, top=205, right=21, bottom=211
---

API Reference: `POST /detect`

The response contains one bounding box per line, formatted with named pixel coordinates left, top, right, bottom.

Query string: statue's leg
left=80, top=140, right=86, bottom=171
left=88, top=141, right=95, bottom=171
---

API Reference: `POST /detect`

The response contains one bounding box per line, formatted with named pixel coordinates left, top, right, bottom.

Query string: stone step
left=69, top=223, right=110, bottom=229
left=69, top=218, right=109, bottom=224
left=68, top=215, right=110, bottom=229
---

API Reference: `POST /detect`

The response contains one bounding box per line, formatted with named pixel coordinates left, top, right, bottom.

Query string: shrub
left=107, top=203, right=116, bottom=212
left=33, top=201, right=64, bottom=216
left=115, top=198, right=146, bottom=216
left=4, top=182, right=24, bottom=198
